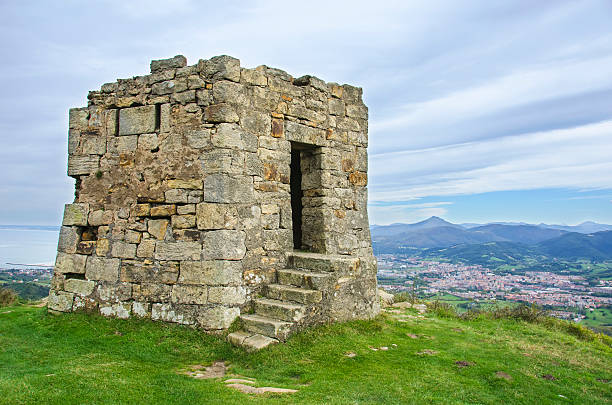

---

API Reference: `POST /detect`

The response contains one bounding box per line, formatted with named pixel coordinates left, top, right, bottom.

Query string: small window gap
left=64, top=273, right=86, bottom=280
left=155, top=104, right=161, bottom=132
left=78, top=226, right=98, bottom=241
left=114, top=109, right=120, bottom=136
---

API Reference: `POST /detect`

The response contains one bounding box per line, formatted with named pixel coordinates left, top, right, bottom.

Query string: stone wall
left=48, top=54, right=375, bottom=332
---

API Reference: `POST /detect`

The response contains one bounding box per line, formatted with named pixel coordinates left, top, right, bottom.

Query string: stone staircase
left=228, top=251, right=344, bottom=351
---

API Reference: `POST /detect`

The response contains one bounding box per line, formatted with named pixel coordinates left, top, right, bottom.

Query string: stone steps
left=288, top=251, right=361, bottom=274
left=229, top=251, right=345, bottom=350
left=277, top=268, right=331, bottom=290
left=266, top=284, right=322, bottom=304
left=227, top=330, right=279, bottom=351
left=254, top=298, right=306, bottom=322
left=240, top=314, right=293, bottom=341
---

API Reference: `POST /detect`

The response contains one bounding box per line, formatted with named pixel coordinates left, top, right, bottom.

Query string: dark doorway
left=290, top=146, right=303, bottom=249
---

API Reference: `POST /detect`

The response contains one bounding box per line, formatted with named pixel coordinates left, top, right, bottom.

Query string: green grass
left=582, top=307, right=612, bottom=328
left=1, top=305, right=611, bottom=404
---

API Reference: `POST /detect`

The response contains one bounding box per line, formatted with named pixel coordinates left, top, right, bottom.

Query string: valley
left=374, top=217, right=612, bottom=334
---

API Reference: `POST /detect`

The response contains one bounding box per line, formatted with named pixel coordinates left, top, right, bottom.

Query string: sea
left=0, top=226, right=59, bottom=267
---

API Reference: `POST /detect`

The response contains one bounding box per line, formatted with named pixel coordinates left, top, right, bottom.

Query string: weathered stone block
left=203, top=174, right=253, bottom=203
left=100, top=302, right=131, bottom=319
left=199, top=55, right=240, bottom=82
left=196, top=306, right=240, bottom=330
left=155, top=241, right=201, bottom=261
left=69, top=108, right=89, bottom=130
left=177, top=204, right=196, bottom=215
left=196, top=89, right=213, bottom=106
left=213, top=80, right=247, bottom=105
left=151, top=303, right=194, bottom=325
left=150, top=205, right=176, bottom=217
left=172, top=90, right=196, bottom=104
left=204, top=103, right=239, bottom=123
left=85, top=256, right=120, bottom=282
left=179, top=260, right=242, bottom=285
left=62, top=203, right=89, bottom=226
left=165, top=189, right=189, bottom=203
left=185, top=128, right=212, bottom=148
left=202, top=230, right=246, bottom=260
left=171, top=214, right=196, bottom=229
left=111, top=242, right=137, bottom=259
left=151, top=78, right=188, bottom=95
left=167, top=179, right=203, bottom=189
left=271, top=118, right=284, bottom=138
left=96, top=238, right=110, bottom=256
left=348, top=171, right=367, bottom=186
left=88, top=210, right=113, bottom=226
left=118, top=106, right=156, bottom=135
left=138, top=133, right=159, bottom=150
left=132, top=302, right=151, bottom=318
left=208, top=286, right=246, bottom=305
left=120, top=261, right=178, bottom=284
left=81, top=135, right=106, bottom=155
left=48, top=291, right=74, bottom=312
left=150, top=55, right=187, bottom=73
left=160, top=103, right=171, bottom=133
left=147, top=219, right=168, bottom=240
left=136, top=239, right=156, bottom=258
left=98, top=282, right=133, bottom=302
left=125, top=230, right=142, bottom=244
left=55, top=252, right=87, bottom=274
left=346, top=104, right=368, bottom=119
left=196, top=203, right=225, bottom=230
left=200, top=149, right=245, bottom=175
left=240, top=110, right=271, bottom=137
left=133, top=283, right=172, bottom=302
left=73, top=296, right=98, bottom=312
left=285, top=121, right=326, bottom=145
left=132, top=203, right=150, bottom=217
left=108, top=135, right=138, bottom=154
left=57, top=226, right=79, bottom=254
left=171, top=285, right=208, bottom=304
left=64, top=279, right=95, bottom=296
left=328, top=98, right=345, bottom=116
left=241, top=67, right=267, bottom=86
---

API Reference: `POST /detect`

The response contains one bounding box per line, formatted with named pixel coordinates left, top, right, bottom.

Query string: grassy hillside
left=1, top=304, right=611, bottom=404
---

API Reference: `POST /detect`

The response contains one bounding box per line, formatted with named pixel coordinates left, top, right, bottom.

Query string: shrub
left=488, top=304, right=547, bottom=322
left=393, top=292, right=419, bottom=304
left=426, top=300, right=457, bottom=318
left=0, top=287, right=18, bottom=307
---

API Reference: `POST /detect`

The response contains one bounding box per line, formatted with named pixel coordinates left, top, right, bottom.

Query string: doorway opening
left=290, top=145, right=303, bottom=250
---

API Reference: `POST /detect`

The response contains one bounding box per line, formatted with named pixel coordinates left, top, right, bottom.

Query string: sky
left=1, top=0, right=611, bottom=230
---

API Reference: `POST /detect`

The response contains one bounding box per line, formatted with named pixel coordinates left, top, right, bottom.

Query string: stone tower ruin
left=48, top=55, right=379, bottom=349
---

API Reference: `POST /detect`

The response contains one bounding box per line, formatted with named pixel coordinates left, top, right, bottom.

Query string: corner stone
left=48, top=291, right=74, bottom=312
left=62, top=203, right=89, bottom=226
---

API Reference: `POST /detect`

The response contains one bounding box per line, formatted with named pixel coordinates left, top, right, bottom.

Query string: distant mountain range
left=371, top=217, right=612, bottom=260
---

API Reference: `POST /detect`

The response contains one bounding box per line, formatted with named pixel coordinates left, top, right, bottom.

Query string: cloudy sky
left=1, top=0, right=611, bottom=229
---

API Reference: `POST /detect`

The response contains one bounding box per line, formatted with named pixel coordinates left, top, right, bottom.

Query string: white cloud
left=370, top=54, right=612, bottom=152
left=370, top=120, right=612, bottom=201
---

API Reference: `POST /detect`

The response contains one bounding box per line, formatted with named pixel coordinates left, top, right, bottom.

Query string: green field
left=582, top=307, right=612, bottom=328
left=427, top=294, right=519, bottom=313
left=1, top=304, right=611, bottom=404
